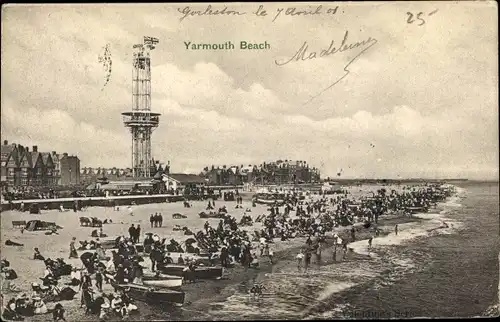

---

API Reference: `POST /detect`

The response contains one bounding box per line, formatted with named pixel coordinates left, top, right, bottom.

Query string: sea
left=205, top=181, right=499, bottom=320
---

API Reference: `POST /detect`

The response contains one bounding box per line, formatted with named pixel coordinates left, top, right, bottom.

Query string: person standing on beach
left=95, top=269, right=103, bottom=292
left=69, top=237, right=78, bottom=259
left=259, top=238, right=266, bottom=257
left=304, top=249, right=312, bottom=271
left=342, top=241, right=349, bottom=261
left=79, top=272, right=92, bottom=308
left=395, top=224, right=398, bottom=235
left=296, top=250, right=304, bottom=271
left=135, top=225, right=141, bottom=243
left=332, top=234, right=339, bottom=262
left=128, top=225, right=135, bottom=241
left=150, top=215, right=154, bottom=228
left=351, top=227, right=356, bottom=242
left=159, top=214, right=163, bottom=227
left=368, top=236, right=373, bottom=250
left=268, top=248, right=274, bottom=264
left=315, top=243, right=322, bottom=264
left=149, top=246, right=161, bottom=271
left=263, top=243, right=270, bottom=258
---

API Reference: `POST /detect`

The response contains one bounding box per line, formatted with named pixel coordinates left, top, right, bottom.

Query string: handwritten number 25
left=407, top=12, right=425, bottom=26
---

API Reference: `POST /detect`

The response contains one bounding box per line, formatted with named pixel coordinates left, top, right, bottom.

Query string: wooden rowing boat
left=98, top=238, right=118, bottom=249
left=158, top=264, right=224, bottom=280
left=198, top=211, right=226, bottom=219
left=405, top=206, right=429, bottom=214
left=142, top=273, right=183, bottom=289
left=255, top=198, right=285, bottom=205
left=111, top=281, right=185, bottom=306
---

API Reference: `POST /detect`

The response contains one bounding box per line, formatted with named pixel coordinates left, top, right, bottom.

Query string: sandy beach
left=0, top=184, right=465, bottom=321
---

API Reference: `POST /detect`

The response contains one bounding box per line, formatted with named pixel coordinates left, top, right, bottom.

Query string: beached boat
left=198, top=211, right=225, bottom=219
left=99, top=238, right=119, bottom=249
left=25, top=220, right=61, bottom=231
left=111, top=281, right=185, bottom=306
left=159, top=251, right=210, bottom=259
left=158, top=264, right=224, bottom=280
left=253, top=192, right=285, bottom=205
left=405, top=206, right=429, bottom=214
left=142, top=273, right=183, bottom=289
left=172, top=213, right=187, bottom=219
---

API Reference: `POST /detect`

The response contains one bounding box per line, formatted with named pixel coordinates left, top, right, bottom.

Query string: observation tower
left=122, top=36, right=160, bottom=178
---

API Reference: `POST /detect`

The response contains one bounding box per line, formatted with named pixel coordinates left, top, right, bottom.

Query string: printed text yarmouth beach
left=184, top=41, right=271, bottom=50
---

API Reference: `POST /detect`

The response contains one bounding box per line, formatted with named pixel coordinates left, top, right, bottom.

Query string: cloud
left=1, top=95, right=129, bottom=165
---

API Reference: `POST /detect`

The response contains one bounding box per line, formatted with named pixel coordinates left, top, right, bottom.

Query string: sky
left=1, top=2, right=498, bottom=179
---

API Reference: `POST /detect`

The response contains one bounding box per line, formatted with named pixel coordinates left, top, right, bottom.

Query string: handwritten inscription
left=275, top=31, right=376, bottom=66
left=178, top=5, right=245, bottom=22
left=271, top=5, right=338, bottom=22
left=407, top=9, right=438, bottom=26
left=177, top=4, right=340, bottom=22
left=97, top=44, right=112, bottom=89
left=275, top=31, right=378, bottom=105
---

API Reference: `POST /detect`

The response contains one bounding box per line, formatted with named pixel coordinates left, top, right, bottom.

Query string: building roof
left=19, top=152, right=31, bottom=168
left=0, top=144, right=16, bottom=162
left=41, top=152, right=52, bottom=166
left=166, top=173, right=206, bottom=184
left=30, top=152, right=41, bottom=168
left=60, top=154, right=80, bottom=160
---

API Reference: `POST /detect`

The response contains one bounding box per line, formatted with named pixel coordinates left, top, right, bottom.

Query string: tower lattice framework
left=122, top=37, right=160, bottom=178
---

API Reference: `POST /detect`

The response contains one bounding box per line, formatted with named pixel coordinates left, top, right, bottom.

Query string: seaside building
left=0, top=141, right=66, bottom=187
left=161, top=173, right=207, bottom=192
left=51, top=151, right=61, bottom=185
left=60, top=153, right=81, bottom=185
left=200, top=160, right=321, bottom=185
left=80, top=161, right=169, bottom=185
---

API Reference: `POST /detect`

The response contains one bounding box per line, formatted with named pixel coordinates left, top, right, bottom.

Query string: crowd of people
left=2, top=188, right=93, bottom=202
left=1, top=255, right=75, bottom=321
left=2, top=188, right=59, bottom=201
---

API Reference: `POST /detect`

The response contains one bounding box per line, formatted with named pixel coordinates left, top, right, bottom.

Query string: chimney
left=33, top=146, right=38, bottom=152
left=25, top=147, right=29, bottom=152
left=3, top=140, right=7, bottom=145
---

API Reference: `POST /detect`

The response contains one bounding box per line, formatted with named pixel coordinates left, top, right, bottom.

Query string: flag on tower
left=144, top=36, right=159, bottom=45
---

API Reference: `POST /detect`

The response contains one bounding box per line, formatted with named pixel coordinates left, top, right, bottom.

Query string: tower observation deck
left=122, top=36, right=160, bottom=178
